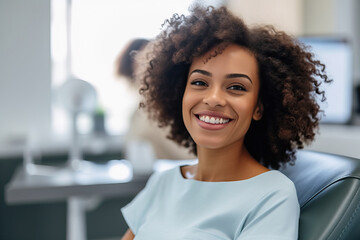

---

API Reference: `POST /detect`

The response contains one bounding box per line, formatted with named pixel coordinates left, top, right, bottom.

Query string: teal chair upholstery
left=280, top=150, right=360, bottom=240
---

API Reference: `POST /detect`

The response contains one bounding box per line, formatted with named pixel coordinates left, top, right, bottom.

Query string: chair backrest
left=280, top=150, right=360, bottom=240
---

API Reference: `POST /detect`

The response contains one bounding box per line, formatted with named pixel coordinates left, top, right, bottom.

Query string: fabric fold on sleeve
left=235, top=181, right=300, bottom=240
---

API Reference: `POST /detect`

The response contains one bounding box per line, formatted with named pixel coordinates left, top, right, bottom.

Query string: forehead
left=189, top=44, right=258, bottom=77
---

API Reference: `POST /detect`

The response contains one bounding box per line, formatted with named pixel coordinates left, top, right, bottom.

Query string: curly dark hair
left=138, top=5, right=331, bottom=169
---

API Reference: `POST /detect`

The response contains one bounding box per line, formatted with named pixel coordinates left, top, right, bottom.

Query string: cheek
left=235, top=98, right=258, bottom=118
left=182, top=88, right=198, bottom=129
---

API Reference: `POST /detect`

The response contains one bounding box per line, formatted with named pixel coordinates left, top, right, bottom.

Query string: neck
left=191, top=142, right=268, bottom=182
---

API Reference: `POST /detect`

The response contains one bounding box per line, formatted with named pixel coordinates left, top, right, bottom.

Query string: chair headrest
left=279, top=150, right=360, bottom=207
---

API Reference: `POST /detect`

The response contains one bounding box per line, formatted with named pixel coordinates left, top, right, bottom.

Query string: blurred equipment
left=56, top=78, right=97, bottom=169
left=356, top=84, right=360, bottom=114
left=20, top=78, right=134, bottom=240
left=6, top=158, right=136, bottom=240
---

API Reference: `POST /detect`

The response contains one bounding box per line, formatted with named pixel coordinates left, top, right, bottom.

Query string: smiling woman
left=182, top=45, right=262, bottom=154
left=120, top=4, right=331, bottom=240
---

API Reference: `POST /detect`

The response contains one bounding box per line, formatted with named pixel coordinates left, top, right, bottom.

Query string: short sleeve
left=236, top=182, right=300, bottom=240
left=121, top=172, right=160, bottom=234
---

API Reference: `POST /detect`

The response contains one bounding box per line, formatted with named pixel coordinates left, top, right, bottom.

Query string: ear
left=253, top=101, right=263, bottom=121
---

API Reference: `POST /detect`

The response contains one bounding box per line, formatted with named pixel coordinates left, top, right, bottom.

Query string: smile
left=197, top=114, right=231, bottom=125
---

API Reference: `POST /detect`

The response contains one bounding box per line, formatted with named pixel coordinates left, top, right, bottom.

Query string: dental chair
left=280, top=150, right=360, bottom=240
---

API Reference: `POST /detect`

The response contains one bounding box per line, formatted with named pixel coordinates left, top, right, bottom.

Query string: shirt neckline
left=176, top=165, right=277, bottom=184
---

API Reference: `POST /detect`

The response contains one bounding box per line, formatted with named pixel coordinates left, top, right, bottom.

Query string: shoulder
left=239, top=171, right=299, bottom=225
left=269, top=170, right=297, bottom=196
left=256, top=170, right=296, bottom=192
left=235, top=171, right=300, bottom=239
left=248, top=171, right=299, bottom=209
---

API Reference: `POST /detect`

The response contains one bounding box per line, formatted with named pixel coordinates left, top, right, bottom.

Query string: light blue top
left=121, top=166, right=299, bottom=240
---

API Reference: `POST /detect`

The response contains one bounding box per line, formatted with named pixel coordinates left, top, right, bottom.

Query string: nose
left=203, top=86, right=226, bottom=107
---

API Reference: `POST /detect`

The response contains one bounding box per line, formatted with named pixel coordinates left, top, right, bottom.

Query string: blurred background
left=0, top=0, right=360, bottom=239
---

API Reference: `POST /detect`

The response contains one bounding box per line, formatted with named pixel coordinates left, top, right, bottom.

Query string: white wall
left=0, top=0, right=51, bottom=143
left=302, top=0, right=335, bottom=35
left=226, top=0, right=303, bottom=35
left=303, top=0, right=360, bottom=83
left=226, top=0, right=360, bottom=83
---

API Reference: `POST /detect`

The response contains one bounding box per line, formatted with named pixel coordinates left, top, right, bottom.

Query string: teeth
left=199, top=115, right=230, bottom=124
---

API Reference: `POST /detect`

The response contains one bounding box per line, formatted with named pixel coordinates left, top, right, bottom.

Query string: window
left=299, top=36, right=354, bottom=124
left=51, top=0, right=222, bottom=136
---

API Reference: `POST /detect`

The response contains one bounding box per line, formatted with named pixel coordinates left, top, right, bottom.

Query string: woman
left=121, top=5, right=330, bottom=240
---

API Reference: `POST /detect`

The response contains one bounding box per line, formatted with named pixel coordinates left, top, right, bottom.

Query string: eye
left=190, top=80, right=207, bottom=87
left=228, top=84, right=246, bottom=91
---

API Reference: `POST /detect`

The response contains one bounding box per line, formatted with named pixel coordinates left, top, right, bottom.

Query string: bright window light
left=51, top=0, right=199, bottom=136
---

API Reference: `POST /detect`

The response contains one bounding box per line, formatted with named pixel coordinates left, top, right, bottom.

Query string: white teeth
left=199, top=115, right=230, bottom=124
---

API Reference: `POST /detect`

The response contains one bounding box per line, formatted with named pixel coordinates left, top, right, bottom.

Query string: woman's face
left=182, top=44, right=262, bottom=151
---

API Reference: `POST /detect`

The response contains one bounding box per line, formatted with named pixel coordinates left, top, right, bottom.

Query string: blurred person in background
left=115, top=38, right=195, bottom=160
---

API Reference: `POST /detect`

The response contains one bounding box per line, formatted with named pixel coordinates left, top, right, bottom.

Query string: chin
left=193, top=137, right=227, bottom=150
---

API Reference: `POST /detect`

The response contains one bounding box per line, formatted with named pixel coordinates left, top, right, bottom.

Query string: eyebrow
left=189, top=69, right=253, bottom=84
left=226, top=73, right=253, bottom=84
left=190, top=69, right=212, bottom=77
